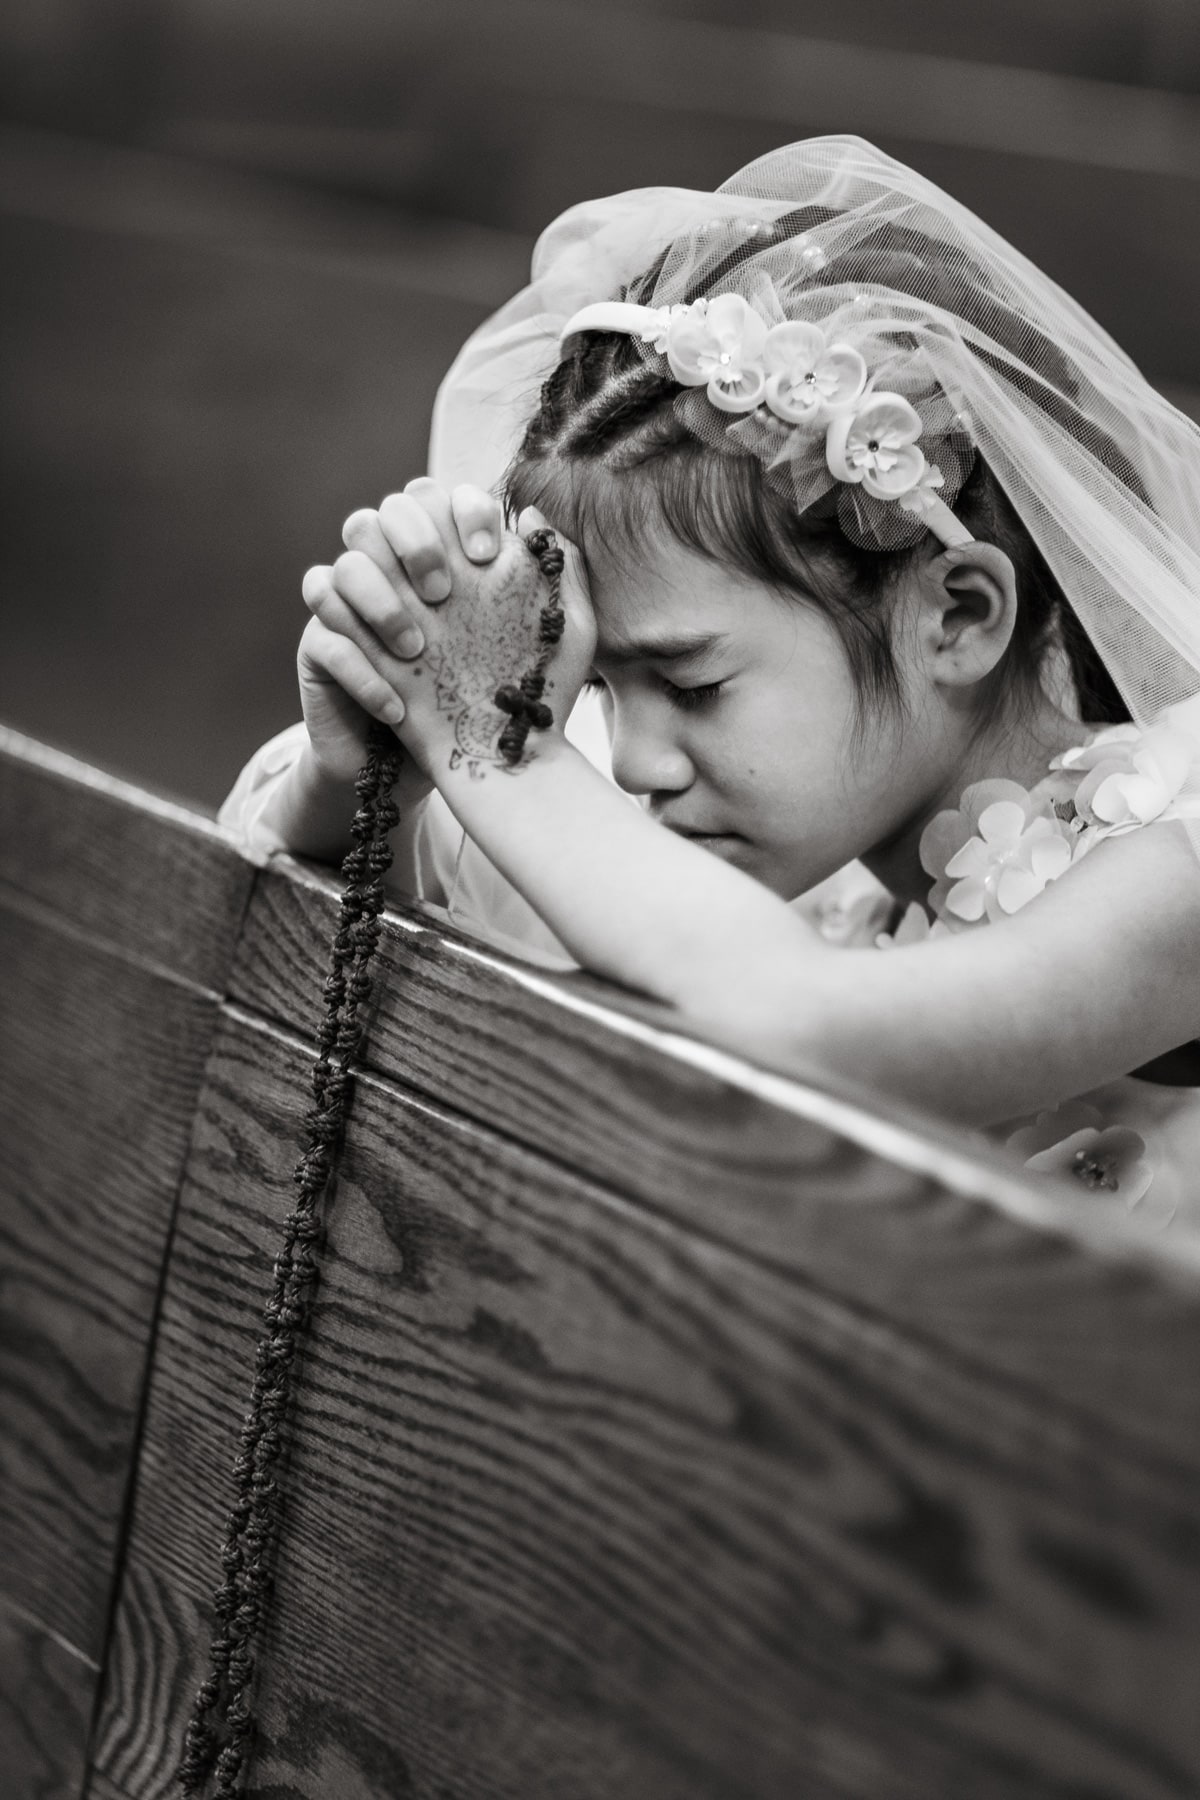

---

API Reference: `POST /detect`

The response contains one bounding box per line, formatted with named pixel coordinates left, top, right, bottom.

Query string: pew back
left=2, top=723, right=1198, bottom=1800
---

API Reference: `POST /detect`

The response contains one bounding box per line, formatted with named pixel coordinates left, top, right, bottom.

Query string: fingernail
left=422, top=572, right=451, bottom=602
left=397, top=627, right=424, bottom=657
left=467, top=532, right=494, bottom=559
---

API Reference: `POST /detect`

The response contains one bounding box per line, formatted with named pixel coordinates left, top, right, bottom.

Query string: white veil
left=429, top=135, right=1200, bottom=847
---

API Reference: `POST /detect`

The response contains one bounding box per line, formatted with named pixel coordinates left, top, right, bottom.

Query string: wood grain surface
left=90, top=1012, right=1200, bottom=1800
left=230, top=862, right=1200, bottom=1472
left=3, top=732, right=1200, bottom=1800
left=0, top=902, right=223, bottom=1654
left=0, top=727, right=254, bottom=989
left=0, top=1599, right=97, bottom=1800
left=0, top=738, right=251, bottom=1798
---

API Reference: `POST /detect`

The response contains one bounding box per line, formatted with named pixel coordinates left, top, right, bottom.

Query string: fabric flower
left=666, top=293, right=768, bottom=413
left=814, top=890, right=947, bottom=951
left=637, top=301, right=706, bottom=355
left=1004, top=1100, right=1104, bottom=1159
left=1003, top=1102, right=1172, bottom=1216
left=1005, top=1106, right=1155, bottom=1207
left=896, top=462, right=947, bottom=517
left=1052, top=721, right=1200, bottom=833
left=946, top=808, right=1074, bottom=920
left=875, top=901, right=950, bottom=949
left=1049, top=723, right=1141, bottom=776
left=826, top=393, right=928, bottom=499
left=920, top=777, right=1025, bottom=926
left=814, top=888, right=895, bottom=949
left=919, top=779, right=1080, bottom=926
left=761, top=322, right=867, bottom=426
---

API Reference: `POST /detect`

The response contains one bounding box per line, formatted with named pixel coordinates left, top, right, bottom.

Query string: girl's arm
left=429, top=733, right=1200, bottom=1127
left=373, top=490, right=1200, bottom=1127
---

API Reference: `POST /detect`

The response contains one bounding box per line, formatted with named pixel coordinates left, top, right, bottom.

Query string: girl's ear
left=916, top=541, right=1019, bottom=688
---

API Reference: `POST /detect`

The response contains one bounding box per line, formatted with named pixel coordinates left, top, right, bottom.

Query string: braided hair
left=503, top=209, right=1132, bottom=736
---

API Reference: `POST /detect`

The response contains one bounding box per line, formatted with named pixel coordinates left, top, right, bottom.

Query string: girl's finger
left=378, top=484, right=453, bottom=604
left=302, top=559, right=425, bottom=661
left=340, top=507, right=405, bottom=586
left=513, top=509, right=597, bottom=679
left=516, top=504, right=551, bottom=542
left=303, top=619, right=408, bottom=727
left=450, top=483, right=504, bottom=561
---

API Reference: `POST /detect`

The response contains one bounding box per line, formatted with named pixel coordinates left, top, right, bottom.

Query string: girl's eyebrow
left=597, top=630, right=730, bottom=668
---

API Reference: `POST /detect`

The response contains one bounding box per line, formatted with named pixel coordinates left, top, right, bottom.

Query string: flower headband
left=560, top=293, right=975, bottom=552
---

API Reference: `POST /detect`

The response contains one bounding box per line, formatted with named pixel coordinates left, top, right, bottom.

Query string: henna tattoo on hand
left=421, top=532, right=566, bottom=779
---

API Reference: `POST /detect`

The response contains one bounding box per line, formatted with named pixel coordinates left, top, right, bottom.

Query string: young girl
left=220, top=136, right=1200, bottom=1228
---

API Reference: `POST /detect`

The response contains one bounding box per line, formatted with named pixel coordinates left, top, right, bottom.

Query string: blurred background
left=2, top=0, right=1199, bottom=810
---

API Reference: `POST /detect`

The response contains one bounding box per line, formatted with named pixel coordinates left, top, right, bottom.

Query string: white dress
left=811, top=700, right=1200, bottom=1233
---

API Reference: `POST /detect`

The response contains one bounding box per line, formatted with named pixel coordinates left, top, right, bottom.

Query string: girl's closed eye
left=660, top=677, right=724, bottom=711
left=583, top=673, right=725, bottom=710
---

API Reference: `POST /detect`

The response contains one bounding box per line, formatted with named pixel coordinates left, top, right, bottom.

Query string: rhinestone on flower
left=827, top=393, right=929, bottom=500
left=1072, top=1146, right=1121, bottom=1191
left=1004, top=1106, right=1156, bottom=1208
left=665, top=293, right=769, bottom=413
left=761, top=322, right=867, bottom=426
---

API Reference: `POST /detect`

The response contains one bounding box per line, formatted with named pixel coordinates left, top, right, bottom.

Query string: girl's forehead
left=586, top=535, right=795, bottom=653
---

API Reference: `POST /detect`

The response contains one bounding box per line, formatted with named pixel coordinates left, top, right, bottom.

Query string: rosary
left=177, top=528, right=566, bottom=1798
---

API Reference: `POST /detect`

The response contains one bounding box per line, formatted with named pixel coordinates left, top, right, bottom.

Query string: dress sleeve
left=216, top=720, right=581, bottom=970
left=419, top=793, right=579, bottom=969
left=216, top=721, right=312, bottom=866
left=1047, top=695, right=1200, bottom=843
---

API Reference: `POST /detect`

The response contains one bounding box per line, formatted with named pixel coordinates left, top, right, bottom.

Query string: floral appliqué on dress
left=813, top=698, right=1200, bottom=1225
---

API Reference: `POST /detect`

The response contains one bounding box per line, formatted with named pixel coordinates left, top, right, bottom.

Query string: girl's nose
left=607, top=703, right=694, bottom=798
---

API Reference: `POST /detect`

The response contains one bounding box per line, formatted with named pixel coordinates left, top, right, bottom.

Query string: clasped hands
left=299, top=478, right=595, bottom=788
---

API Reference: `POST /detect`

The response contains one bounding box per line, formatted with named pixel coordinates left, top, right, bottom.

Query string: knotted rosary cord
left=177, top=530, right=564, bottom=1797
left=494, top=527, right=566, bottom=764
left=175, top=722, right=402, bottom=1798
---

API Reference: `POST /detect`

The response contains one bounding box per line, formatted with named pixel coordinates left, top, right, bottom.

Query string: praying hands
left=298, top=478, right=595, bottom=785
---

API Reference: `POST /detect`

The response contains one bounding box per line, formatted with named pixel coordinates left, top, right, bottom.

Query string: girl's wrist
left=255, top=744, right=356, bottom=863
left=428, top=720, right=573, bottom=801
left=263, top=738, right=429, bottom=865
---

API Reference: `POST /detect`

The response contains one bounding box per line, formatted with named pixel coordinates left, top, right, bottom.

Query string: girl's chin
left=681, top=832, right=799, bottom=894
left=688, top=833, right=763, bottom=873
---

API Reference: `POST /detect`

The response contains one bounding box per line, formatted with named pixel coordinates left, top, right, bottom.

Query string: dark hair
left=502, top=211, right=1131, bottom=740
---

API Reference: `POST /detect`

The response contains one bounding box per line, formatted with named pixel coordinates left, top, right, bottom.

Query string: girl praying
left=220, top=135, right=1200, bottom=1227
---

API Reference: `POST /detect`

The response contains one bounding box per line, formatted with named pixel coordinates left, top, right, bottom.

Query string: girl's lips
left=653, top=814, right=751, bottom=855
left=656, top=815, right=743, bottom=842
left=678, top=830, right=753, bottom=860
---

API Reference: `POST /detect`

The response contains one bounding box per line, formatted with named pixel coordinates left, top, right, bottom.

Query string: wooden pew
left=2, top=722, right=1199, bottom=1800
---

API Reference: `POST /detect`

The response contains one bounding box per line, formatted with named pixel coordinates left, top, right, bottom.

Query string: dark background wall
left=2, top=0, right=1198, bottom=810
